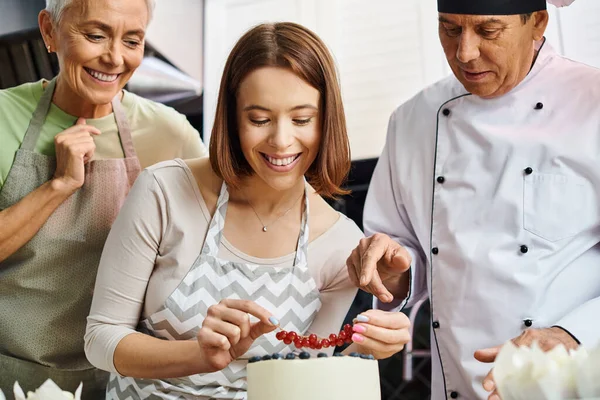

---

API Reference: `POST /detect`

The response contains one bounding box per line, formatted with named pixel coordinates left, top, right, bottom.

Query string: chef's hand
left=196, top=299, right=278, bottom=373
left=350, top=309, right=412, bottom=359
left=52, top=118, right=101, bottom=194
left=475, top=327, right=580, bottom=400
left=346, top=234, right=411, bottom=303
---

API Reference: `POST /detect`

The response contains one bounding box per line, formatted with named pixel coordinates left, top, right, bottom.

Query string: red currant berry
left=344, top=324, right=353, bottom=334
left=283, top=337, right=293, bottom=345
left=276, top=331, right=287, bottom=340
left=338, top=331, right=347, bottom=341
left=302, top=338, right=310, bottom=348
left=336, top=339, right=344, bottom=347
left=315, top=342, right=323, bottom=350
left=329, top=333, right=337, bottom=342
left=345, top=336, right=353, bottom=344
left=321, top=339, right=330, bottom=348
left=308, top=334, right=318, bottom=344
left=294, top=338, right=303, bottom=348
left=287, top=331, right=297, bottom=341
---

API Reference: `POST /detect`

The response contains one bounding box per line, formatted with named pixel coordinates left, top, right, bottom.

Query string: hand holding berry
left=348, top=310, right=412, bottom=359
left=196, top=299, right=278, bottom=372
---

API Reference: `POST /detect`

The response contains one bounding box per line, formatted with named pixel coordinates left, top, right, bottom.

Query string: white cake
left=247, top=354, right=381, bottom=400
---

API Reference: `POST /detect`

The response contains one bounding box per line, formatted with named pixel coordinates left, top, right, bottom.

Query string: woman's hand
left=349, top=309, right=411, bottom=359
left=197, top=299, right=278, bottom=372
left=52, top=117, right=101, bottom=194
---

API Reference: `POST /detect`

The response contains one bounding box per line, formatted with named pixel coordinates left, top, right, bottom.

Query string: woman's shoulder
left=138, top=158, right=203, bottom=194
left=138, top=157, right=221, bottom=218
left=309, top=193, right=364, bottom=250
left=0, top=81, right=41, bottom=112
left=307, top=203, right=363, bottom=273
left=325, top=213, right=364, bottom=247
left=183, top=157, right=222, bottom=214
left=123, top=91, right=199, bottom=135
left=131, top=159, right=210, bottom=215
left=138, top=157, right=184, bottom=181
left=122, top=90, right=177, bottom=117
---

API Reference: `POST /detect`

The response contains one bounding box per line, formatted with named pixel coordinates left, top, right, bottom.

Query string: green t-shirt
left=0, top=80, right=207, bottom=189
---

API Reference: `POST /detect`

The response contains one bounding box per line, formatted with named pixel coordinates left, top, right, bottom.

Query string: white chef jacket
left=365, top=39, right=600, bottom=400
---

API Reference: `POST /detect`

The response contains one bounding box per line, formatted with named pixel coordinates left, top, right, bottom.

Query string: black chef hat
left=437, top=0, right=547, bottom=15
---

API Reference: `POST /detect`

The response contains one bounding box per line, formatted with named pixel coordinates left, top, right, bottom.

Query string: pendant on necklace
left=262, top=226, right=268, bottom=232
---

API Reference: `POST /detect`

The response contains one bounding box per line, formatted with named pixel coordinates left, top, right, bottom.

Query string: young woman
left=85, top=22, right=410, bottom=399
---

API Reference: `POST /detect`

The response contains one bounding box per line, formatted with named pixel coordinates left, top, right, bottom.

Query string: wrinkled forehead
left=60, top=0, right=149, bottom=26
left=437, top=0, right=546, bottom=15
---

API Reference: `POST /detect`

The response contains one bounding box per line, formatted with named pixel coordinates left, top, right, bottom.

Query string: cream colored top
left=85, top=159, right=363, bottom=373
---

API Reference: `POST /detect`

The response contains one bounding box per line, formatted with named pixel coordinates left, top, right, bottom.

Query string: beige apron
left=0, top=78, right=141, bottom=399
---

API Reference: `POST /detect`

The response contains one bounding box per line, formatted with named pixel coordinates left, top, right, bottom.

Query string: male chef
left=346, top=0, right=600, bottom=399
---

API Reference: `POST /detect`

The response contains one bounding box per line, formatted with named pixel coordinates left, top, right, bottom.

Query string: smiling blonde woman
left=0, top=0, right=207, bottom=398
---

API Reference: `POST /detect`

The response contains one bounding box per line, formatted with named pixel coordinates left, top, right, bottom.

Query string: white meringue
left=12, top=380, right=82, bottom=400
left=493, top=341, right=598, bottom=400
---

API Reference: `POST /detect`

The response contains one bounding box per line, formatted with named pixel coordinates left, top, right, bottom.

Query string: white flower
left=12, top=380, right=82, bottom=400
left=576, top=345, right=600, bottom=398
left=494, top=341, right=581, bottom=400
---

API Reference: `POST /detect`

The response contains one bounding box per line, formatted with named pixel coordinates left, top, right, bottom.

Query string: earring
left=46, top=45, right=51, bottom=53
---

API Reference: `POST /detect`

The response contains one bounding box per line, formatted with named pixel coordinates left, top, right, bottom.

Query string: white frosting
left=247, top=357, right=381, bottom=400
left=11, top=380, right=82, bottom=400
left=495, top=341, right=600, bottom=400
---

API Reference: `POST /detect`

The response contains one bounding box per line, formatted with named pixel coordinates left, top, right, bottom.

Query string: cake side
left=247, top=356, right=381, bottom=400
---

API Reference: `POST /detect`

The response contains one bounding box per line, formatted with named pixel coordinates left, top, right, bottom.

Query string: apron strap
left=20, top=78, right=57, bottom=151
left=292, top=182, right=309, bottom=267
left=111, top=94, right=137, bottom=159
left=201, top=182, right=229, bottom=256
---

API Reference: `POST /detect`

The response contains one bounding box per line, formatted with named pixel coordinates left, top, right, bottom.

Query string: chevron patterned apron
left=0, top=78, right=141, bottom=399
left=107, top=181, right=321, bottom=399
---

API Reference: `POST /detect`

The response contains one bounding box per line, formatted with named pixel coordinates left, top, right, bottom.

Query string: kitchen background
left=1, top=0, right=599, bottom=398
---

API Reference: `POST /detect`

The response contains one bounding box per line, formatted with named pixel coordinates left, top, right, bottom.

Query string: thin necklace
left=245, top=190, right=304, bottom=232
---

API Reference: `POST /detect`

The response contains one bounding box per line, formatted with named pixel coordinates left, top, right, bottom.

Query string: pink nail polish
left=352, top=325, right=366, bottom=333
left=351, top=333, right=364, bottom=343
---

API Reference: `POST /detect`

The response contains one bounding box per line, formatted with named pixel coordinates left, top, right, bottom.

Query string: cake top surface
left=247, top=351, right=375, bottom=363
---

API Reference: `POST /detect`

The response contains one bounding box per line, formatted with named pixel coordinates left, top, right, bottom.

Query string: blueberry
left=359, top=353, right=370, bottom=359
left=366, top=354, right=375, bottom=360
left=261, top=354, right=272, bottom=361
left=317, top=352, right=328, bottom=358
left=248, top=356, right=262, bottom=363
left=271, top=353, right=283, bottom=360
left=349, top=352, right=360, bottom=357
left=299, top=351, right=311, bottom=359
left=333, top=352, right=343, bottom=357
left=285, top=353, right=296, bottom=360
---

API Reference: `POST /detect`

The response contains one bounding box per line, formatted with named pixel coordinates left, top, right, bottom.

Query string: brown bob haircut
left=209, top=22, right=351, bottom=198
